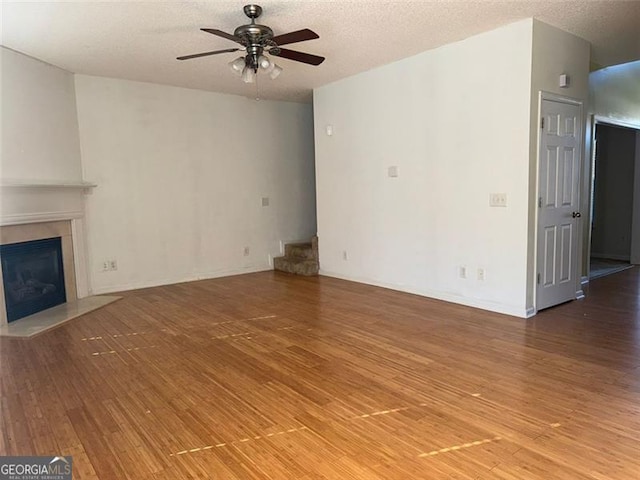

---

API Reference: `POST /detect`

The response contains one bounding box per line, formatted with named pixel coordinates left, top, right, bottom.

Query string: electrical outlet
left=343, top=250, right=348, bottom=261
left=489, top=193, right=507, bottom=207
left=477, top=268, right=485, bottom=281
left=102, top=259, right=117, bottom=272
left=261, top=197, right=269, bottom=207
left=243, top=246, right=250, bottom=256
left=459, top=266, right=467, bottom=279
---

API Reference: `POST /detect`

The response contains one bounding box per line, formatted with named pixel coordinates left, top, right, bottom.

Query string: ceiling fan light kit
left=269, top=64, right=283, bottom=80
left=258, top=55, right=271, bottom=70
left=177, top=4, right=324, bottom=83
left=228, top=56, right=246, bottom=76
left=242, top=66, right=256, bottom=84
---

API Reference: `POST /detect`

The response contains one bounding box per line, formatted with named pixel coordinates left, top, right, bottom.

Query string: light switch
left=261, top=197, right=269, bottom=207
left=388, top=166, right=398, bottom=178
left=325, top=125, right=333, bottom=136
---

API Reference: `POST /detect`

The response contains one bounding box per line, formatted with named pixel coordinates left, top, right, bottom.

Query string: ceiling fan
left=177, top=4, right=325, bottom=83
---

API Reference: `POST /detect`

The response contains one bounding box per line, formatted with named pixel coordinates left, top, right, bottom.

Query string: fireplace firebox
left=1, top=237, right=67, bottom=322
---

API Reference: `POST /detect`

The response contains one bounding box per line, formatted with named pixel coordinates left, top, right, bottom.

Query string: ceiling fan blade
left=271, top=28, right=319, bottom=46
left=201, top=28, right=243, bottom=44
left=177, top=48, right=239, bottom=61
left=271, top=48, right=325, bottom=66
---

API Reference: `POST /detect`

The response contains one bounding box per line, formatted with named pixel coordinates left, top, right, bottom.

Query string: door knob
left=572, top=212, right=581, bottom=218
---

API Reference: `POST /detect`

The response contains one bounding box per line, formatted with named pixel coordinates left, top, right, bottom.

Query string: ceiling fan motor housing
left=233, top=24, right=273, bottom=40
left=235, top=24, right=274, bottom=70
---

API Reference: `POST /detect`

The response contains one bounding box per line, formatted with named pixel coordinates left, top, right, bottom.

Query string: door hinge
left=541, top=117, right=545, bottom=129
left=538, top=197, right=542, bottom=208
left=537, top=273, right=541, bottom=284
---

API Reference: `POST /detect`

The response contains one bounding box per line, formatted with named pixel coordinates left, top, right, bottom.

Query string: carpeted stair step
left=284, top=242, right=315, bottom=260
left=273, top=256, right=319, bottom=276
left=274, top=236, right=319, bottom=276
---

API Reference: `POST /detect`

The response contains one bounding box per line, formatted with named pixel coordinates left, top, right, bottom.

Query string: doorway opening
left=589, top=121, right=640, bottom=280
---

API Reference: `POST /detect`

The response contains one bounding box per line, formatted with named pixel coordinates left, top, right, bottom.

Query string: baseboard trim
left=319, top=269, right=529, bottom=318
left=91, top=265, right=273, bottom=295
left=581, top=276, right=589, bottom=285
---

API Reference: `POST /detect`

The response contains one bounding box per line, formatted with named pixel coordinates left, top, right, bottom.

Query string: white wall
left=590, top=61, right=640, bottom=128
left=314, top=20, right=534, bottom=317
left=75, top=75, right=316, bottom=294
left=0, top=47, right=82, bottom=182
left=528, top=20, right=590, bottom=307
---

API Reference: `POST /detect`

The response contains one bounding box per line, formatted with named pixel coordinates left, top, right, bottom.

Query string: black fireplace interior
left=1, top=237, right=67, bottom=323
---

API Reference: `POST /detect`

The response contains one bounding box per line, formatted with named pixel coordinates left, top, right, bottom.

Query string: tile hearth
left=0, top=295, right=121, bottom=337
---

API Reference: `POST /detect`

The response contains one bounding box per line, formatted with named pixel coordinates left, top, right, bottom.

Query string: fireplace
left=0, top=220, right=82, bottom=326
left=1, top=237, right=67, bottom=322
left=1, top=182, right=93, bottom=327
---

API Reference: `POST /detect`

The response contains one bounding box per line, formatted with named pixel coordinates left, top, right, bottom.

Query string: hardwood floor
left=1, top=269, right=640, bottom=479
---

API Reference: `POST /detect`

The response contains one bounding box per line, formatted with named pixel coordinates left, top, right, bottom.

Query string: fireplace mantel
left=1, top=179, right=97, bottom=189
left=0, top=178, right=96, bottom=227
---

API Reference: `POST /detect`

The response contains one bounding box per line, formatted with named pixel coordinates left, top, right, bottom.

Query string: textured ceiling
left=1, top=1, right=639, bottom=103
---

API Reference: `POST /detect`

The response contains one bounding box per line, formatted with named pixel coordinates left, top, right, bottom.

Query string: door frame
left=534, top=91, right=584, bottom=313
left=587, top=117, right=640, bottom=277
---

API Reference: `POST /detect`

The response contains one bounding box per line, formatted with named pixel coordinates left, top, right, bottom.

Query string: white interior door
left=537, top=98, right=582, bottom=310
